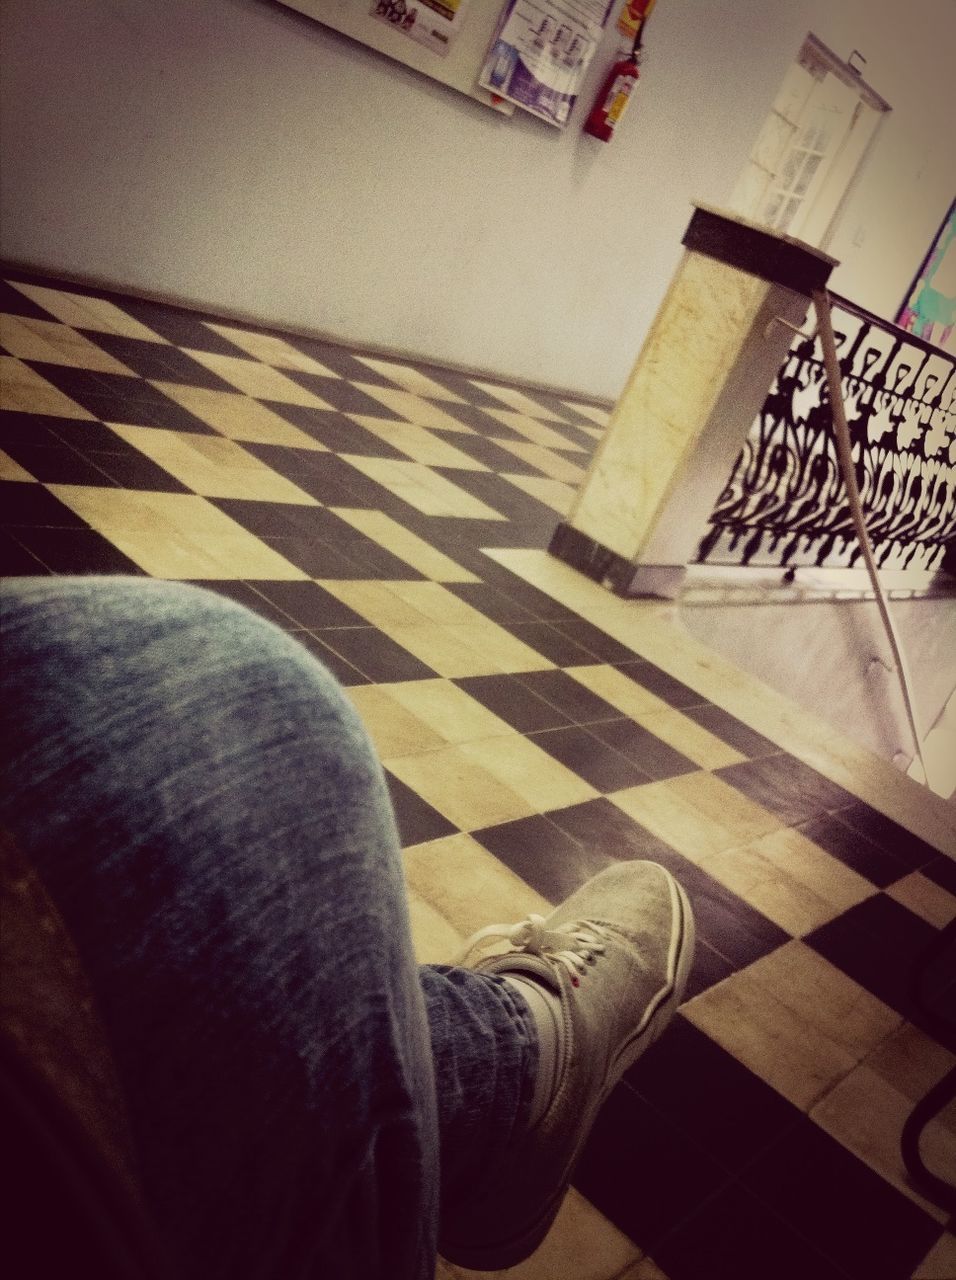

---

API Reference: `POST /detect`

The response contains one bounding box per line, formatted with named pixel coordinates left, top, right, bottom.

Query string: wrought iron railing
left=695, top=293, right=956, bottom=572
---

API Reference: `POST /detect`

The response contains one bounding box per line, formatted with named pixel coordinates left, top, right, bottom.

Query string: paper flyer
left=478, top=0, right=614, bottom=128
left=370, top=0, right=473, bottom=58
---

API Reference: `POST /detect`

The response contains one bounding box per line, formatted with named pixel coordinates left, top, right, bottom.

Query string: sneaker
left=438, top=860, right=695, bottom=1270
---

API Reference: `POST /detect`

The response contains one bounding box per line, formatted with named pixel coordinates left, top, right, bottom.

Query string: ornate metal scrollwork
left=696, top=294, right=956, bottom=572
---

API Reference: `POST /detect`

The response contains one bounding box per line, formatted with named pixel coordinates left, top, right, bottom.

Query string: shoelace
left=454, top=914, right=610, bottom=985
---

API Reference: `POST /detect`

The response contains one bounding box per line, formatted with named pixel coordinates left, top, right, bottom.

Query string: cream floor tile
left=746, top=825, right=875, bottom=915
left=10, top=284, right=167, bottom=340
left=0, top=448, right=35, bottom=481
left=1, top=357, right=94, bottom=418
left=183, top=349, right=336, bottom=407
left=885, top=870, right=956, bottom=928
left=403, top=832, right=551, bottom=936
left=460, top=735, right=598, bottom=813
left=384, top=622, right=536, bottom=679
left=347, top=416, right=488, bottom=469
left=695, top=839, right=859, bottom=937
left=383, top=580, right=493, bottom=625
left=492, top=438, right=588, bottom=484
left=341, top=456, right=506, bottom=519
left=445, top=620, right=556, bottom=675
left=484, top=408, right=588, bottom=452
left=612, top=772, right=783, bottom=862
left=745, top=940, right=901, bottom=1059
left=202, top=323, right=341, bottom=377
left=385, top=679, right=516, bottom=744
left=567, top=666, right=669, bottom=719
left=107, top=425, right=320, bottom=502
left=469, top=380, right=566, bottom=421
left=353, top=385, right=475, bottom=432
left=635, top=707, right=746, bottom=770
left=811, top=1065, right=953, bottom=1223
left=487, top=550, right=956, bottom=858
left=682, top=967, right=859, bottom=1110
left=440, top=1189, right=641, bottom=1280
left=578, top=424, right=606, bottom=440
left=151, top=383, right=327, bottom=449
left=346, top=684, right=446, bottom=759
left=406, top=890, right=464, bottom=964
left=320, top=580, right=442, bottom=630
left=0, top=315, right=133, bottom=372
left=863, top=1022, right=956, bottom=1104
left=330, top=508, right=479, bottom=583
left=912, top=1228, right=956, bottom=1279
left=353, top=356, right=467, bottom=402
left=386, top=746, right=536, bottom=831
left=47, top=486, right=308, bottom=580
left=563, top=402, right=609, bottom=427
left=503, top=472, right=577, bottom=516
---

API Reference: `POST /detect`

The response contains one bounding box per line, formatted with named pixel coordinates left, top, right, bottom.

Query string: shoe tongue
left=497, top=951, right=562, bottom=994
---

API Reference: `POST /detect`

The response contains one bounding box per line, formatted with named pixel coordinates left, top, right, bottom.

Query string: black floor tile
left=683, top=937, right=736, bottom=1000
left=653, top=1182, right=855, bottom=1280
left=261, top=535, right=366, bottom=578
left=589, top=718, right=698, bottom=780
left=682, top=704, right=782, bottom=758
left=84, top=449, right=192, bottom=493
left=435, top=432, right=541, bottom=473
left=473, top=813, right=611, bottom=903
left=80, top=333, right=237, bottom=388
left=547, top=616, right=638, bottom=664
left=185, top=580, right=292, bottom=625
left=384, top=770, right=457, bottom=846
left=15, top=526, right=145, bottom=575
left=445, top=582, right=537, bottom=625
left=797, top=813, right=911, bottom=887
left=285, top=628, right=371, bottom=686
left=471, top=558, right=578, bottom=621
left=805, top=893, right=940, bottom=1026
left=23, top=362, right=166, bottom=411
left=1, top=440, right=117, bottom=487
left=266, top=405, right=407, bottom=457
left=923, top=854, right=956, bottom=895
left=625, top=1015, right=803, bottom=1174
left=245, top=580, right=368, bottom=630
left=1, top=279, right=59, bottom=320
left=827, top=801, right=942, bottom=871
left=209, top=498, right=315, bottom=538
left=503, top=620, right=606, bottom=667
left=717, top=754, right=857, bottom=826
left=529, top=725, right=653, bottom=791
left=0, top=481, right=89, bottom=528
left=282, top=338, right=391, bottom=384
left=0, top=411, right=105, bottom=449
left=545, top=796, right=679, bottom=864
left=281, top=370, right=406, bottom=417
left=573, top=1083, right=728, bottom=1251
left=454, top=673, right=572, bottom=733
left=515, top=669, right=622, bottom=725
left=112, top=299, right=250, bottom=354
left=0, top=529, right=50, bottom=575
left=741, top=1116, right=941, bottom=1280
left=614, top=660, right=709, bottom=709
left=319, top=626, right=437, bottom=683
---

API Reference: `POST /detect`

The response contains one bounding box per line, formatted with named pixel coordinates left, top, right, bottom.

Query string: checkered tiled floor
left=2, top=270, right=955, bottom=1280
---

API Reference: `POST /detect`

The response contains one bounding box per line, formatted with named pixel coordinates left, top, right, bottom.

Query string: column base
left=548, top=524, right=687, bottom=599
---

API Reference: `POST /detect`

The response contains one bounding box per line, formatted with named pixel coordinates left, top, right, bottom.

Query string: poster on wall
left=897, top=200, right=956, bottom=356
left=478, top=0, right=614, bottom=128
left=370, top=0, right=473, bottom=57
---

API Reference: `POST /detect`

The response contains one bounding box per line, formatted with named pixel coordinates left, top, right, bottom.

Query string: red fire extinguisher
left=583, top=27, right=644, bottom=142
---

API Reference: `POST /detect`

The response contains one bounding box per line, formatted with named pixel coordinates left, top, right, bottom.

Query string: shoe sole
left=442, top=865, right=696, bottom=1271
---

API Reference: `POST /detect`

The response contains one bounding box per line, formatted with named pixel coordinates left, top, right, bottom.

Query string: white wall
left=1, top=0, right=953, bottom=399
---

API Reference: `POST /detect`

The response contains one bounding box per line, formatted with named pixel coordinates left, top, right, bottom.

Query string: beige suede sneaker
left=438, top=860, right=695, bottom=1270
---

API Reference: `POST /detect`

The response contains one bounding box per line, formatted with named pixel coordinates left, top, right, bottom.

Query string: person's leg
left=1, top=577, right=456, bottom=1280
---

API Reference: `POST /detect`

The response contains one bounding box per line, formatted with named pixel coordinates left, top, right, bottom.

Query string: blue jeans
left=1, top=578, right=538, bottom=1280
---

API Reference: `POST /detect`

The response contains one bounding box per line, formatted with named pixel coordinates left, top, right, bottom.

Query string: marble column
left=550, top=204, right=838, bottom=598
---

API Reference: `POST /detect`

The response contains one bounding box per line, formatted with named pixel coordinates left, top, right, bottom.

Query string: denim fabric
left=1, top=578, right=537, bottom=1280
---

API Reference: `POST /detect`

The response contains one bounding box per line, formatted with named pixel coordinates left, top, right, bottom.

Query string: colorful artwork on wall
left=897, top=199, right=956, bottom=355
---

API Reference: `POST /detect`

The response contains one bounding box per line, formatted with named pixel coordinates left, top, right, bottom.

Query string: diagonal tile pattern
left=2, top=269, right=954, bottom=1280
